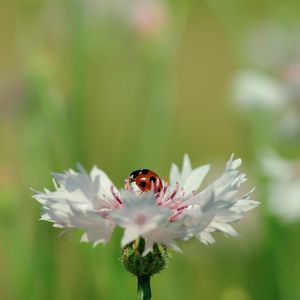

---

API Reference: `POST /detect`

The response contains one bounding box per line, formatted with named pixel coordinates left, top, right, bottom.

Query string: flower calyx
left=121, top=238, right=168, bottom=278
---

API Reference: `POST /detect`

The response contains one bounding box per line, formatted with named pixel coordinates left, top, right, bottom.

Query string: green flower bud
left=121, top=238, right=169, bottom=278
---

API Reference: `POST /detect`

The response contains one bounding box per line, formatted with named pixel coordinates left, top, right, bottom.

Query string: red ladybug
left=129, top=169, right=163, bottom=193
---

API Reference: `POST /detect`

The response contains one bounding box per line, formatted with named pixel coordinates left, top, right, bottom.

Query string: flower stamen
left=111, top=185, right=123, bottom=205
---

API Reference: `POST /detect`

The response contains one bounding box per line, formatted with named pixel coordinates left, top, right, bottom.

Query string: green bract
left=121, top=239, right=169, bottom=278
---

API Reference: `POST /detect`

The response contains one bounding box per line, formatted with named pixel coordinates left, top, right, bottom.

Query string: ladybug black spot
left=150, top=176, right=156, bottom=182
left=139, top=182, right=147, bottom=188
left=141, top=169, right=149, bottom=175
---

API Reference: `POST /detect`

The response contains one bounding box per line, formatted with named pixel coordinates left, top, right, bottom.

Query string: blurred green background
left=1, top=0, right=300, bottom=299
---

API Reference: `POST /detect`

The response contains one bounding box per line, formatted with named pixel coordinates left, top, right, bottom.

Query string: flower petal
left=182, top=164, right=210, bottom=194
left=33, top=165, right=117, bottom=245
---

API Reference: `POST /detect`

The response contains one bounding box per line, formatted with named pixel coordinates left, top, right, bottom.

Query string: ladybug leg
left=124, top=177, right=132, bottom=190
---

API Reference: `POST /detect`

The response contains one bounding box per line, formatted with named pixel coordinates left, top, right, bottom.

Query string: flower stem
left=137, top=275, right=152, bottom=300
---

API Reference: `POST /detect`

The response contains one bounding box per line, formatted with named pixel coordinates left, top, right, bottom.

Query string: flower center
left=135, top=214, right=146, bottom=225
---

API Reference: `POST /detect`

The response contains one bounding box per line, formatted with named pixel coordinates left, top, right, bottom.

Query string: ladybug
left=128, top=169, right=163, bottom=193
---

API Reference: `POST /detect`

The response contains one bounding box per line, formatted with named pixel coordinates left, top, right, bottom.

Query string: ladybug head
left=129, top=169, right=143, bottom=182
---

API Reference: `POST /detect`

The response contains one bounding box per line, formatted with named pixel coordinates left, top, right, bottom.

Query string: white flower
left=33, top=155, right=259, bottom=253
left=109, top=191, right=171, bottom=248
left=233, top=70, right=288, bottom=110
left=232, top=69, right=300, bottom=139
left=260, top=149, right=300, bottom=223
left=33, top=164, right=118, bottom=246
left=232, top=23, right=300, bottom=138
left=171, top=155, right=258, bottom=244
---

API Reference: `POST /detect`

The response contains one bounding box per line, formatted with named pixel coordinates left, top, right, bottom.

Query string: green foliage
left=0, top=0, right=299, bottom=299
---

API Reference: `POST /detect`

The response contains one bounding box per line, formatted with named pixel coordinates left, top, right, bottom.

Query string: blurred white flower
left=33, top=155, right=259, bottom=253
left=232, top=23, right=300, bottom=139
left=233, top=69, right=300, bottom=139
left=233, top=70, right=288, bottom=110
left=260, top=149, right=300, bottom=223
